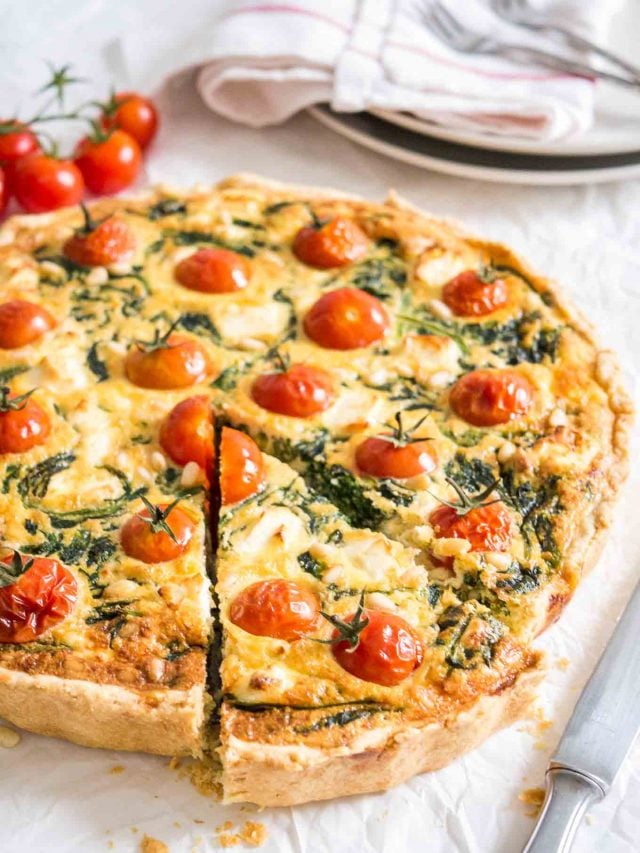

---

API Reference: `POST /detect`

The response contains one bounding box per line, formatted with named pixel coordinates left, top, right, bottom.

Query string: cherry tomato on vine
left=251, top=364, right=335, bottom=418
left=0, top=168, right=8, bottom=216
left=442, top=269, right=508, bottom=317
left=429, top=502, right=512, bottom=556
left=331, top=609, right=423, bottom=687
left=125, top=335, right=210, bottom=389
left=0, top=391, right=50, bottom=454
left=12, top=153, right=84, bottom=213
left=450, top=369, right=534, bottom=427
left=0, top=121, right=40, bottom=170
left=64, top=214, right=135, bottom=267
left=160, top=395, right=213, bottom=478
left=304, top=287, right=389, bottom=350
left=356, top=435, right=436, bottom=480
left=220, top=426, right=265, bottom=505
left=0, top=300, right=55, bottom=349
left=229, top=579, right=320, bottom=640
left=0, top=554, right=77, bottom=644
left=293, top=218, right=369, bottom=269
left=175, top=248, right=251, bottom=294
left=102, top=92, right=158, bottom=150
left=120, top=502, right=195, bottom=563
left=75, top=129, right=141, bottom=195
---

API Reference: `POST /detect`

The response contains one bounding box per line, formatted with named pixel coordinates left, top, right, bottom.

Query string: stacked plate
left=309, top=99, right=640, bottom=185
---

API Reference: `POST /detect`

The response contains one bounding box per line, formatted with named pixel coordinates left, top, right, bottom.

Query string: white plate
left=371, top=96, right=640, bottom=157
left=308, top=105, right=640, bottom=186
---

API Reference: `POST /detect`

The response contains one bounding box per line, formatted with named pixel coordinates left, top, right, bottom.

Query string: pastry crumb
left=140, top=835, right=169, bottom=853
left=171, top=754, right=222, bottom=798
left=0, top=725, right=21, bottom=748
left=519, top=787, right=546, bottom=818
left=107, top=843, right=114, bottom=850
left=556, top=657, right=570, bottom=670
left=216, top=821, right=268, bottom=848
left=109, top=764, right=125, bottom=775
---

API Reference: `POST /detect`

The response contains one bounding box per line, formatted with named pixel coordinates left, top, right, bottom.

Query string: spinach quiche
left=0, top=174, right=630, bottom=806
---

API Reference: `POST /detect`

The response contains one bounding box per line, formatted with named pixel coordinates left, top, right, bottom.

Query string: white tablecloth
left=0, top=2, right=639, bottom=851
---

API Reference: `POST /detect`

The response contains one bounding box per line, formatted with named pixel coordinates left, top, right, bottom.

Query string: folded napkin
left=190, top=0, right=621, bottom=141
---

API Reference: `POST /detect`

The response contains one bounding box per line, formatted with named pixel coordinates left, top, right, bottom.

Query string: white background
left=0, top=2, right=639, bottom=851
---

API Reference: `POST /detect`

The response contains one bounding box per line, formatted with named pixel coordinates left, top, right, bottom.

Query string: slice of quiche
left=215, top=431, right=541, bottom=806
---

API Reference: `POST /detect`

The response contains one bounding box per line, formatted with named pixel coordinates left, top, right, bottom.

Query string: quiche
left=0, top=174, right=631, bottom=807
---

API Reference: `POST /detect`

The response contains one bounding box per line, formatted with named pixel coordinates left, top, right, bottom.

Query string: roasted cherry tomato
left=450, top=369, right=534, bottom=427
left=331, top=609, right=423, bottom=687
left=356, top=435, right=436, bottom=479
left=175, top=248, right=250, bottom=294
left=303, top=287, right=389, bottom=350
left=251, top=364, right=335, bottom=418
left=0, top=553, right=77, bottom=643
left=125, top=334, right=210, bottom=389
left=0, top=300, right=55, bottom=349
left=12, top=153, right=84, bottom=213
left=120, top=502, right=195, bottom=563
left=102, top=92, right=158, bottom=150
left=0, top=391, right=50, bottom=454
left=0, top=167, right=8, bottom=216
left=0, top=121, right=40, bottom=169
left=293, top=218, right=369, bottom=269
left=160, top=395, right=213, bottom=479
left=229, top=579, right=320, bottom=640
left=430, top=502, right=512, bottom=558
left=220, top=426, right=265, bottom=505
left=75, top=129, right=142, bottom=195
left=64, top=214, right=135, bottom=267
left=442, top=269, right=508, bottom=317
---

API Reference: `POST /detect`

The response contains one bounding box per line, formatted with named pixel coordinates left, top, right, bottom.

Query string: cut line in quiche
left=0, top=175, right=631, bottom=807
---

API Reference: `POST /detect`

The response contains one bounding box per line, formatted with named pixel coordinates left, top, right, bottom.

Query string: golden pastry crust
left=0, top=665, right=205, bottom=755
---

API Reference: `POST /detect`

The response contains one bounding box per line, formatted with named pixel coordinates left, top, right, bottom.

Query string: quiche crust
left=0, top=665, right=205, bottom=755
left=220, top=658, right=542, bottom=807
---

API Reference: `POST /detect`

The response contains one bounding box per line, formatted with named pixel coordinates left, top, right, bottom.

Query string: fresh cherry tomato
left=160, top=395, right=213, bottom=479
left=0, top=554, right=77, bottom=643
left=75, top=129, right=142, bottom=195
left=0, top=392, right=50, bottom=454
left=103, top=92, right=158, bottom=150
left=0, top=300, right=55, bottom=349
left=0, top=121, right=40, bottom=168
left=430, top=502, right=512, bottom=557
left=12, top=153, right=84, bottom=213
left=125, top=334, right=210, bottom=389
left=64, top=215, right=135, bottom=267
left=442, top=269, right=508, bottom=317
left=175, top=248, right=251, bottom=294
left=251, top=364, right=335, bottom=418
left=0, top=168, right=8, bottom=216
left=220, top=426, right=265, bottom=505
left=293, top=218, right=369, bottom=269
left=229, top=579, right=320, bottom=640
left=450, top=369, right=534, bottom=427
left=303, top=287, right=389, bottom=350
left=120, top=503, right=195, bottom=563
left=356, top=435, right=436, bottom=479
left=331, top=609, right=423, bottom=687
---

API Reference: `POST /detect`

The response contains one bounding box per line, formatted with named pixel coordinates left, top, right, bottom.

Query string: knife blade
left=523, top=576, right=640, bottom=852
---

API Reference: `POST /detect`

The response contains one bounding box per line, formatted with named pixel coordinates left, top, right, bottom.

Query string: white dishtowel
left=191, top=0, right=622, bottom=141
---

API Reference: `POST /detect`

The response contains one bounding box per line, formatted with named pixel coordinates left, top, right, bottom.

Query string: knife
left=522, top=577, right=640, bottom=853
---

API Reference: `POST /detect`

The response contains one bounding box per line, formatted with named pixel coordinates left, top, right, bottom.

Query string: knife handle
left=521, top=767, right=602, bottom=853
